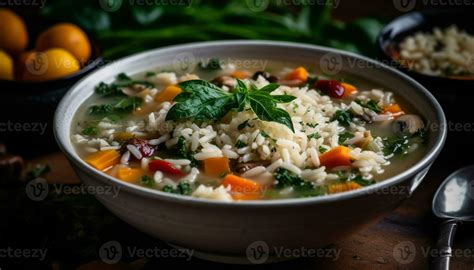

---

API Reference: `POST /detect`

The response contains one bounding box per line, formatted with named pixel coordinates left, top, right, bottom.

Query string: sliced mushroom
left=233, top=160, right=271, bottom=174
left=393, top=114, right=425, bottom=135
left=210, top=75, right=236, bottom=88
left=252, top=71, right=278, bottom=83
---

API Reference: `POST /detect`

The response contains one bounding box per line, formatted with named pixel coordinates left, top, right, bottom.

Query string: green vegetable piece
left=140, top=175, right=155, bottom=187
left=274, top=168, right=326, bottom=197
left=331, top=110, right=353, bottom=126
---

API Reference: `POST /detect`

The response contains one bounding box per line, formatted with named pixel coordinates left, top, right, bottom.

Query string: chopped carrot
left=117, top=167, right=145, bottom=182
left=154, top=85, right=182, bottom=103
left=203, top=157, right=230, bottom=177
left=319, top=146, right=352, bottom=168
left=114, top=131, right=135, bottom=141
left=222, top=174, right=263, bottom=200
left=341, top=82, right=358, bottom=97
left=85, top=150, right=120, bottom=171
left=328, top=181, right=361, bottom=194
left=383, top=104, right=404, bottom=115
left=231, top=70, right=249, bottom=79
left=285, top=66, right=308, bottom=82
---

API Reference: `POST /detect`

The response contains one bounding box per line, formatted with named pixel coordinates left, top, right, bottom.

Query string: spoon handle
left=432, top=219, right=458, bottom=270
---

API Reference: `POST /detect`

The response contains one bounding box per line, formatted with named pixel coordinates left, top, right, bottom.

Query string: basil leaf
left=166, top=80, right=237, bottom=121
left=258, top=83, right=280, bottom=93
left=271, top=95, right=297, bottom=103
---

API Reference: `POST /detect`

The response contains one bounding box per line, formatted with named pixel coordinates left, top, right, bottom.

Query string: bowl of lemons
left=0, top=8, right=102, bottom=155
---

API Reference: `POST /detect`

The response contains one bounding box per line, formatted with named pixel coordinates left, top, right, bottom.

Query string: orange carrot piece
left=222, top=174, right=263, bottom=200
left=285, top=66, right=308, bottom=82
left=203, top=157, right=230, bottom=177
left=341, top=82, right=358, bottom=97
left=328, top=181, right=361, bottom=194
left=231, top=70, right=249, bottom=79
left=319, top=146, right=352, bottom=168
left=85, top=150, right=120, bottom=171
left=383, top=104, right=404, bottom=115
left=155, top=85, right=182, bottom=103
left=116, top=167, right=145, bottom=182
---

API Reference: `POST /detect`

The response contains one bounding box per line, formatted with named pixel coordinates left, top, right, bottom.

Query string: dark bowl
left=377, top=9, right=473, bottom=95
left=377, top=9, right=474, bottom=166
left=0, top=18, right=103, bottom=156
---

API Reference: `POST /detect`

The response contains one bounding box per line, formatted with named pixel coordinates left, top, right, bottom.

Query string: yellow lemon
left=36, top=23, right=91, bottom=64
left=0, top=9, right=29, bottom=55
left=0, top=50, right=14, bottom=80
left=22, top=48, right=80, bottom=82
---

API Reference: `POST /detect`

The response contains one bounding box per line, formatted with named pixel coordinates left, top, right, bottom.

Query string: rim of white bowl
left=54, top=40, right=447, bottom=208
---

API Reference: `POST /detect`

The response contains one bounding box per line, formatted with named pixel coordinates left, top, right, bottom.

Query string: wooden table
left=24, top=148, right=473, bottom=270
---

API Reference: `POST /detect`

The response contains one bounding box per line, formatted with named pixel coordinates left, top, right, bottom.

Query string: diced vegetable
left=148, top=159, right=184, bottom=176
left=155, top=85, right=182, bottom=103
left=319, top=146, right=352, bottom=168
left=274, top=168, right=326, bottom=197
left=383, top=104, right=404, bottom=115
left=117, top=167, right=145, bottom=182
left=222, top=174, right=263, bottom=200
left=203, top=157, right=230, bottom=177
left=231, top=70, right=249, bottom=79
left=85, top=150, right=120, bottom=171
left=285, top=67, right=308, bottom=82
left=341, top=82, right=358, bottom=97
left=328, top=181, right=361, bottom=194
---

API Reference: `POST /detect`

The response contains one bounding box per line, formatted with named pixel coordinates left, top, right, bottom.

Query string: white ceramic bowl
left=54, top=41, right=446, bottom=264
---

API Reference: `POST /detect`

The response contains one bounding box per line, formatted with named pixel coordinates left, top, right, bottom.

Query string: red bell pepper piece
left=148, top=160, right=184, bottom=176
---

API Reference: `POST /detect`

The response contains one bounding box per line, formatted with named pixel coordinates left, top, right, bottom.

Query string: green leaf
left=82, top=126, right=98, bottom=136
left=271, top=95, right=297, bottom=103
left=140, top=175, right=155, bottom=187
left=89, top=104, right=113, bottom=115
left=356, top=99, right=383, bottom=113
left=163, top=182, right=192, bottom=195
left=166, top=80, right=237, bottom=121
left=338, top=132, right=354, bottom=145
left=114, top=97, right=143, bottom=112
left=331, top=110, right=353, bottom=126
left=258, top=83, right=280, bottom=93
left=352, top=175, right=376, bottom=187
left=274, top=168, right=326, bottom=197
left=235, top=140, right=246, bottom=148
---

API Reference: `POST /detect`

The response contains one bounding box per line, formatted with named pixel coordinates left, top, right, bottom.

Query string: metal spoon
left=432, top=166, right=474, bottom=270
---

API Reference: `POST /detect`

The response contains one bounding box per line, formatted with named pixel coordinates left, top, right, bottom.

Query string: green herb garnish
left=166, top=80, right=296, bottom=132
left=319, top=146, right=328, bottom=153
left=176, top=136, right=199, bottom=167
left=163, top=182, right=192, bottom=195
left=235, top=140, right=247, bottom=148
left=338, top=132, right=355, bottom=145
left=307, top=133, right=321, bottom=140
left=352, top=175, right=376, bottom=186
left=82, top=126, right=98, bottom=136
left=89, top=104, right=113, bottom=115
left=140, top=175, right=155, bottom=187
left=383, top=136, right=410, bottom=156
left=356, top=99, right=383, bottom=113
left=274, top=168, right=326, bottom=197
left=331, top=110, right=353, bottom=126
left=237, top=120, right=250, bottom=130
left=95, top=73, right=154, bottom=96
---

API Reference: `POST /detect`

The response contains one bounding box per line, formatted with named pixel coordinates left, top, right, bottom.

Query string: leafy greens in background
left=40, top=0, right=386, bottom=59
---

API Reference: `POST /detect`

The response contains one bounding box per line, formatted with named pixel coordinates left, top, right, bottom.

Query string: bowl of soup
left=54, top=41, right=446, bottom=263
